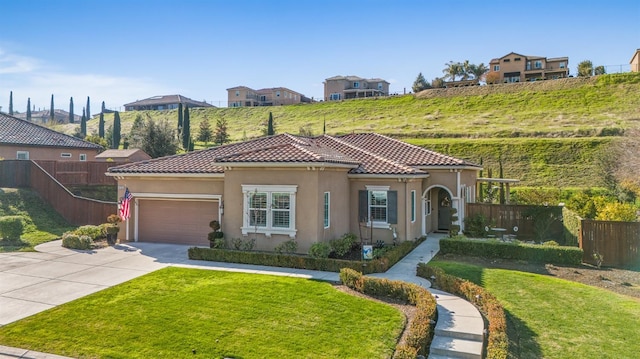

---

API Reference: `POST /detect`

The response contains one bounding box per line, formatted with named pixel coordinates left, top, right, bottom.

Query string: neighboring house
left=489, top=52, right=569, bottom=83
left=324, top=76, right=390, bottom=101
left=95, top=149, right=152, bottom=163
left=124, top=95, right=214, bottom=111
left=227, top=86, right=311, bottom=107
left=107, top=133, right=480, bottom=252
left=0, top=112, right=103, bottom=161
left=12, top=109, right=81, bottom=124
left=631, top=49, right=640, bottom=72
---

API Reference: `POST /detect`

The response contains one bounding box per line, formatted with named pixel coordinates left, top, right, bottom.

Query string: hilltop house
left=324, top=76, right=390, bottom=101
left=107, top=133, right=480, bottom=252
left=124, top=95, right=214, bottom=111
left=226, top=86, right=311, bottom=107
left=489, top=52, right=569, bottom=83
left=0, top=112, right=103, bottom=161
left=631, top=49, right=640, bottom=72
left=12, top=109, right=81, bottom=124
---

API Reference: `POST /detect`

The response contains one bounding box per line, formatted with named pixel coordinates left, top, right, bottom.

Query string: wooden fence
left=34, top=160, right=116, bottom=185
left=0, top=160, right=117, bottom=226
left=580, top=220, right=640, bottom=267
left=465, top=203, right=563, bottom=241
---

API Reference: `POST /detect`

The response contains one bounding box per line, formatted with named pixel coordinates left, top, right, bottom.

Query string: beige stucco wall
left=227, top=87, right=258, bottom=107
left=316, top=168, right=351, bottom=243
left=0, top=145, right=99, bottom=161
left=631, top=51, right=640, bottom=72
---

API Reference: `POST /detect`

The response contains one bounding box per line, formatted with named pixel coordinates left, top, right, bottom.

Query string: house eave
left=106, top=172, right=225, bottom=179
left=216, top=161, right=359, bottom=169
left=347, top=173, right=430, bottom=179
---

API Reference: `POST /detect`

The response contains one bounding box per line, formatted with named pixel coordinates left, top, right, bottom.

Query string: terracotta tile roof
left=108, top=133, right=477, bottom=176
left=0, top=112, right=103, bottom=149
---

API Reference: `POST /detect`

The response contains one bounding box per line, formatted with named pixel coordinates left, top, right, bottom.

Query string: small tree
left=9, top=91, right=13, bottom=115
left=112, top=111, right=121, bottom=149
left=412, top=72, right=430, bottom=93
left=449, top=207, right=460, bottom=237
left=577, top=60, right=594, bottom=77
left=198, top=118, right=213, bottom=145
left=177, top=102, right=183, bottom=136
left=214, top=117, right=230, bottom=146
left=431, top=77, right=446, bottom=88
left=594, top=65, right=606, bottom=75
left=80, top=108, right=87, bottom=137
left=485, top=71, right=500, bottom=84
left=140, top=119, right=179, bottom=158
left=86, top=96, right=91, bottom=121
left=84, top=134, right=108, bottom=148
left=182, top=106, right=191, bottom=150
left=98, top=110, right=105, bottom=138
left=264, top=112, right=275, bottom=136
left=128, top=114, right=145, bottom=148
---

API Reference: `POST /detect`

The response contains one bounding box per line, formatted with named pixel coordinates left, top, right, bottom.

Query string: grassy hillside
left=53, top=72, right=640, bottom=188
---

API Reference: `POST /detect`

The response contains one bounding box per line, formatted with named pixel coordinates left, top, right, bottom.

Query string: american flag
left=119, top=188, right=133, bottom=220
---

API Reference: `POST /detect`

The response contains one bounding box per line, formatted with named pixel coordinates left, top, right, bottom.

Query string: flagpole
left=126, top=216, right=129, bottom=242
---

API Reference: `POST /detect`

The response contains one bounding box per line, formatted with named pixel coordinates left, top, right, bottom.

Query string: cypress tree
left=177, top=102, right=183, bottom=136
left=267, top=112, right=274, bottom=136
left=182, top=106, right=190, bottom=150
left=101, top=101, right=105, bottom=113
left=99, top=112, right=105, bottom=138
left=9, top=91, right=13, bottom=115
left=112, top=111, right=121, bottom=149
left=26, top=98, right=31, bottom=121
left=69, top=97, right=74, bottom=123
left=499, top=157, right=505, bottom=204
left=50, top=94, right=55, bottom=123
left=81, top=108, right=87, bottom=137
left=86, top=96, right=91, bottom=121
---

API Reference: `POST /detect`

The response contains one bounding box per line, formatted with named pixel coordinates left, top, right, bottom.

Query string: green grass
left=0, top=188, right=73, bottom=251
left=429, top=260, right=640, bottom=359
left=0, top=267, right=405, bottom=359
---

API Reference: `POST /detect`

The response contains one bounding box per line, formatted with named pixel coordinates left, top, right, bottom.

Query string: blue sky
left=1, top=0, right=638, bottom=113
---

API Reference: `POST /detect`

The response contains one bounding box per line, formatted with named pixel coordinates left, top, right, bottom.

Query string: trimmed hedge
left=0, top=215, right=24, bottom=241
left=440, top=237, right=583, bottom=265
left=339, top=268, right=437, bottom=358
left=562, top=207, right=581, bottom=246
left=188, top=237, right=425, bottom=274
left=417, top=264, right=508, bottom=359
left=61, top=233, right=93, bottom=250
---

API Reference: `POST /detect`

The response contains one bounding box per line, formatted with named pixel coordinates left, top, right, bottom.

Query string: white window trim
left=411, top=190, right=416, bottom=223
left=241, top=185, right=297, bottom=238
left=79, top=154, right=87, bottom=161
left=365, top=185, right=390, bottom=229
left=61, top=153, right=72, bottom=158
left=16, top=151, right=30, bottom=160
left=324, top=192, right=330, bottom=229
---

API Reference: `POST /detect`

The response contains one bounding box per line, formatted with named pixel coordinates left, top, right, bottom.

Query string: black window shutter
left=358, top=190, right=368, bottom=222
left=388, top=190, right=397, bottom=224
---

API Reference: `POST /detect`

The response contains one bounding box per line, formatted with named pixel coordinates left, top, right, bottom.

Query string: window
left=493, top=65, right=500, bottom=71
left=353, top=82, right=360, bottom=88
left=377, top=82, right=383, bottom=90
left=358, top=186, right=397, bottom=227
left=230, top=101, right=242, bottom=107
left=514, top=57, right=521, bottom=61
left=323, top=192, right=330, bottom=228
left=276, top=91, right=281, bottom=97
left=503, top=59, right=510, bottom=62
left=526, top=61, right=531, bottom=70
left=61, top=153, right=72, bottom=158
left=329, top=93, right=341, bottom=101
left=535, top=61, right=542, bottom=69
left=235, top=90, right=240, bottom=96
left=559, top=62, right=566, bottom=69
left=242, top=185, right=297, bottom=237
left=79, top=154, right=87, bottom=161
left=16, top=151, right=29, bottom=160
left=411, top=190, right=416, bottom=223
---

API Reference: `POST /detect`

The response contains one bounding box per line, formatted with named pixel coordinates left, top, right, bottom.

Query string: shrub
left=308, top=242, right=331, bottom=258
left=463, top=213, right=489, bottom=238
left=418, top=264, right=508, bottom=359
left=61, top=232, right=93, bottom=250
left=543, top=240, right=559, bottom=246
left=230, top=237, right=256, bottom=251
left=274, top=239, right=298, bottom=254
left=73, top=225, right=104, bottom=240
left=210, top=237, right=226, bottom=249
left=0, top=215, right=25, bottom=241
left=439, top=237, right=583, bottom=265
left=339, top=268, right=437, bottom=357
left=329, top=233, right=357, bottom=257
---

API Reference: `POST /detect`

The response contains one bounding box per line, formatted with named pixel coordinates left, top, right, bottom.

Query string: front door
left=437, top=188, right=451, bottom=231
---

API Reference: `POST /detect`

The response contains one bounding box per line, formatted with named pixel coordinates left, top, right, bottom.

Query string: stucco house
left=0, top=112, right=103, bottom=161
left=107, top=133, right=480, bottom=252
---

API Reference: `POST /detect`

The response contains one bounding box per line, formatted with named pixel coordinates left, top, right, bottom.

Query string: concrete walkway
left=0, top=234, right=484, bottom=359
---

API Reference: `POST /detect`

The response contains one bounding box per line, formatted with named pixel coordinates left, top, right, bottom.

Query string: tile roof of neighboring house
left=108, top=133, right=479, bottom=176
left=325, top=75, right=389, bottom=83
left=95, top=149, right=151, bottom=159
left=123, top=95, right=213, bottom=108
left=0, top=112, right=103, bottom=149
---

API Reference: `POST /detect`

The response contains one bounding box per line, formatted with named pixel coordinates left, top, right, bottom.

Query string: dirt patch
left=437, top=253, right=640, bottom=300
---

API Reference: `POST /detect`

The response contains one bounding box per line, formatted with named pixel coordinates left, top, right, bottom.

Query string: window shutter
left=358, top=190, right=368, bottom=222
left=388, top=190, right=397, bottom=224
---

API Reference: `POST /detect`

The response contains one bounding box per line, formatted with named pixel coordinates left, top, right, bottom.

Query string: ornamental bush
left=61, top=233, right=93, bottom=250
left=0, top=216, right=24, bottom=241
left=308, top=242, right=331, bottom=258
left=329, top=233, right=357, bottom=257
left=274, top=239, right=298, bottom=254
left=72, top=225, right=105, bottom=240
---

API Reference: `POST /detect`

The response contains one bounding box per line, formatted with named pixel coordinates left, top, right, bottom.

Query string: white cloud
left=0, top=50, right=39, bottom=74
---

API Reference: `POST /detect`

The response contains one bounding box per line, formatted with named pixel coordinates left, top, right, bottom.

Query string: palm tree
left=469, top=63, right=489, bottom=82
left=461, top=60, right=472, bottom=80
left=443, top=61, right=463, bottom=82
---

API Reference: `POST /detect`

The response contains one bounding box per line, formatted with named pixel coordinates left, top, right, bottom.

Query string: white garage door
left=138, top=199, right=218, bottom=246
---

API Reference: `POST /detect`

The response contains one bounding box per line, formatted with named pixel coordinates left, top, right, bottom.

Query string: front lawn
left=429, top=260, right=640, bottom=359
left=0, top=267, right=405, bottom=359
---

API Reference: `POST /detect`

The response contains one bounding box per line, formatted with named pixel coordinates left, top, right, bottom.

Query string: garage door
left=138, top=199, right=218, bottom=246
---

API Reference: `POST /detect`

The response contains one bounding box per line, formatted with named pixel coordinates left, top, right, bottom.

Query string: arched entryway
left=422, top=186, right=454, bottom=235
